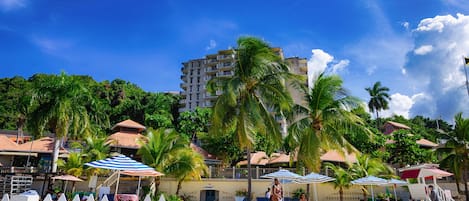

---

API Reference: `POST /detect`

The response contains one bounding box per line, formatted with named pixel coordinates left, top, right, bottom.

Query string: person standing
left=271, top=178, right=283, bottom=201
left=429, top=185, right=439, bottom=201
left=265, top=188, right=271, bottom=199
left=299, top=193, right=307, bottom=201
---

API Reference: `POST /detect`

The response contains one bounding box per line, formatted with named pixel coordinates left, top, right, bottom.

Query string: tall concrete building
left=179, top=49, right=307, bottom=113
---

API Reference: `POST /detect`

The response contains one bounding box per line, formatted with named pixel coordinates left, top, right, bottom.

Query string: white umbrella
left=383, top=179, right=407, bottom=201
left=351, top=176, right=388, bottom=201
left=295, top=172, right=335, bottom=201
left=261, top=169, right=302, bottom=197
left=261, top=169, right=302, bottom=180
left=85, top=155, right=154, bottom=195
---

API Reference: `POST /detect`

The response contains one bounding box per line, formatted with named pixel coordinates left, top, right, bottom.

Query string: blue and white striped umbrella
left=85, top=155, right=154, bottom=195
left=85, top=155, right=153, bottom=171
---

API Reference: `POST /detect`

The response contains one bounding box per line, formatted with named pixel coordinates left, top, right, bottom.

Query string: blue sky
left=1, top=0, right=469, bottom=121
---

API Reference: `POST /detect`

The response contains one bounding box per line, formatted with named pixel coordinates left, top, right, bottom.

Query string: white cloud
left=331, top=59, right=350, bottom=74
left=0, top=0, right=26, bottom=12
left=413, top=45, right=433, bottom=55
left=380, top=93, right=427, bottom=118
left=404, top=13, right=469, bottom=120
left=401, top=21, right=410, bottom=30
left=366, top=65, right=377, bottom=75
left=205, top=39, right=217, bottom=50
left=306, top=49, right=349, bottom=88
left=31, top=36, right=73, bottom=56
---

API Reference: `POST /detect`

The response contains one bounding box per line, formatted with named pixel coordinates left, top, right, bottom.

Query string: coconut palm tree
left=288, top=73, right=371, bottom=172
left=365, top=81, right=391, bottom=128
left=349, top=155, right=395, bottom=201
left=207, top=37, right=296, bottom=201
left=164, top=149, right=208, bottom=195
left=58, top=152, right=84, bottom=177
left=28, top=73, right=92, bottom=173
left=137, top=128, right=188, bottom=193
left=438, top=112, right=469, bottom=200
left=83, top=135, right=111, bottom=162
left=326, top=163, right=353, bottom=201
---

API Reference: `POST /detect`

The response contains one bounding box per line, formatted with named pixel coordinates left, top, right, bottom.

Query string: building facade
left=179, top=49, right=307, bottom=113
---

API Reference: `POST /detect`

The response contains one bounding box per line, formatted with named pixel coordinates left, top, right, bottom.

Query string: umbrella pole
left=313, top=183, right=318, bottom=201
left=115, top=171, right=121, bottom=197
left=137, top=176, right=141, bottom=198
left=371, top=185, right=374, bottom=201
left=393, top=185, right=397, bottom=201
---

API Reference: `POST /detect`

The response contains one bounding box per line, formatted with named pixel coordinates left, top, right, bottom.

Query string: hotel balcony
left=181, top=66, right=188, bottom=73
left=217, top=62, right=234, bottom=70
left=180, top=83, right=187, bottom=89
left=205, top=67, right=217, bottom=74
left=217, top=54, right=233, bottom=61
left=216, top=71, right=233, bottom=77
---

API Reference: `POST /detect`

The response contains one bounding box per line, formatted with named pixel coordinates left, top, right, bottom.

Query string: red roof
left=386, top=121, right=411, bottom=130
left=416, top=139, right=438, bottom=147
left=0, top=135, right=19, bottom=151
left=107, top=132, right=144, bottom=149
left=237, top=151, right=269, bottom=166
left=111, top=119, right=146, bottom=132
left=320, top=150, right=357, bottom=163
left=190, top=143, right=218, bottom=160
left=16, top=137, right=68, bottom=153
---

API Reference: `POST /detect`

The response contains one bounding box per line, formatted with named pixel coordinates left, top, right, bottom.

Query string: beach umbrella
left=121, top=170, right=164, bottom=198
left=351, top=176, right=388, bottom=201
left=85, top=155, right=154, bottom=195
left=261, top=169, right=302, bottom=180
left=52, top=175, right=84, bottom=193
left=295, top=172, right=335, bottom=201
left=383, top=179, right=407, bottom=201
left=261, top=169, right=302, bottom=196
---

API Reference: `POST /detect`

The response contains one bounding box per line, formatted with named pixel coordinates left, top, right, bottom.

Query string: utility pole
left=464, top=57, right=469, bottom=97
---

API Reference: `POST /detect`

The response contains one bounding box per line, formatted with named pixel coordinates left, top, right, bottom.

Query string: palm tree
left=349, top=155, right=394, bottom=201
left=326, top=163, right=353, bottom=201
left=28, top=73, right=92, bottom=173
left=288, top=73, right=371, bottom=172
left=137, top=128, right=188, bottom=193
left=164, top=149, right=208, bottom=195
left=82, top=135, right=111, bottom=175
left=83, top=135, right=111, bottom=162
left=438, top=112, right=469, bottom=200
left=365, top=81, right=391, bottom=128
left=207, top=37, right=296, bottom=201
left=58, top=152, right=84, bottom=177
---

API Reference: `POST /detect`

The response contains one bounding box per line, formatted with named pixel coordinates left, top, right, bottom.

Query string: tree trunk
left=456, top=174, right=462, bottom=193
left=16, top=121, right=24, bottom=144
left=247, top=148, right=252, bottom=201
left=51, top=135, right=61, bottom=173
left=362, top=188, right=367, bottom=201
left=339, top=188, right=343, bottom=201
left=464, top=158, right=469, bottom=201
left=375, top=110, right=380, bottom=130
left=153, top=177, right=161, bottom=197
left=176, top=179, right=183, bottom=196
